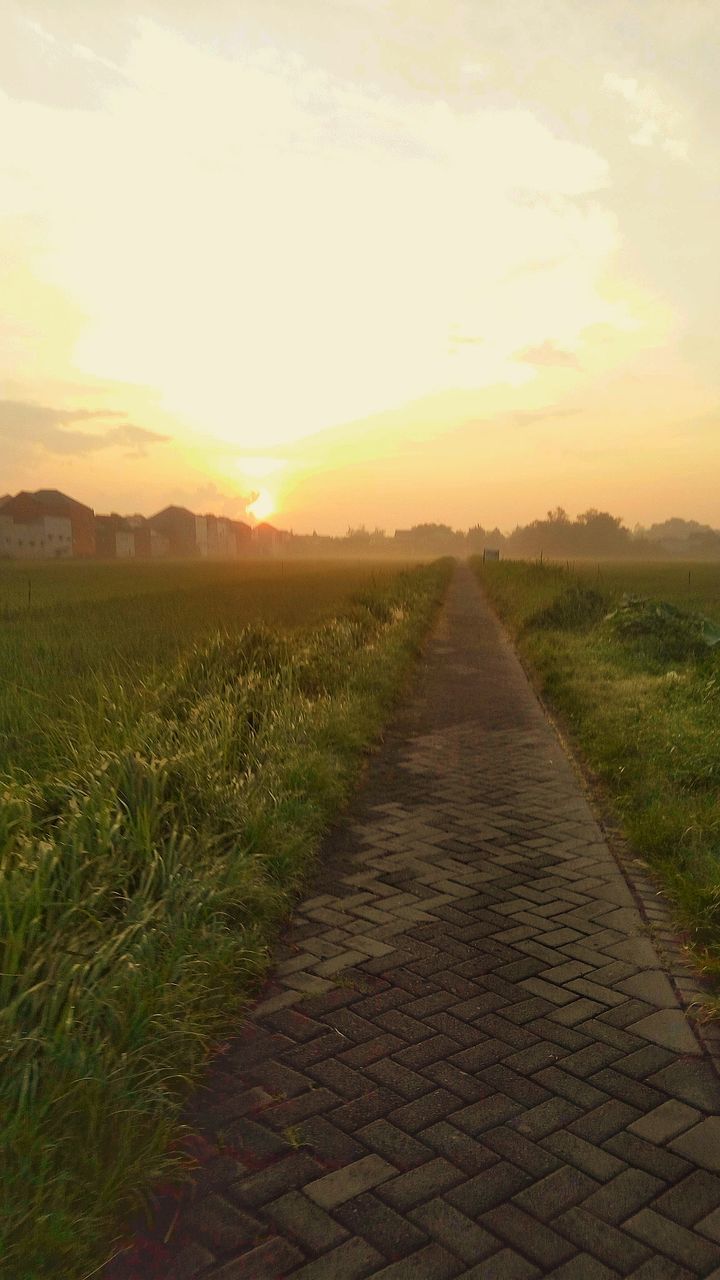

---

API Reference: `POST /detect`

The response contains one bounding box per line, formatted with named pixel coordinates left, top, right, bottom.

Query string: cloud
left=0, top=401, right=125, bottom=430
left=453, top=405, right=582, bottom=438
left=501, top=406, right=582, bottom=427
left=449, top=331, right=484, bottom=352
left=515, top=340, right=580, bottom=369
left=503, top=257, right=563, bottom=281
left=170, top=481, right=255, bottom=519
left=105, top=424, right=172, bottom=456
left=603, top=72, right=687, bottom=158
left=0, top=20, right=620, bottom=451
left=21, top=18, right=126, bottom=77
left=0, top=400, right=170, bottom=456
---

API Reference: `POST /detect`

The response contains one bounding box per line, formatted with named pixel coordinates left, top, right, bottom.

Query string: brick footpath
left=106, top=566, right=720, bottom=1280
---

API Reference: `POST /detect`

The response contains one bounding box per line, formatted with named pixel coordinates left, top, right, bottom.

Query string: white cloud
left=0, top=21, right=653, bottom=451
left=20, top=17, right=126, bottom=75
left=603, top=72, right=687, bottom=158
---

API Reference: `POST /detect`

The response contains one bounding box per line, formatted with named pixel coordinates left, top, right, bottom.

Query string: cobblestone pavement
left=107, top=566, right=720, bottom=1280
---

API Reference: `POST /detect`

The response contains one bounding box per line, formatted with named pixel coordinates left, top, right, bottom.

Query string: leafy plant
left=604, top=594, right=720, bottom=661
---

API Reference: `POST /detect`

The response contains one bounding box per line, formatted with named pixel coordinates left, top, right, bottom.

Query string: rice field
left=0, top=557, right=450, bottom=1280
left=0, top=559, right=418, bottom=779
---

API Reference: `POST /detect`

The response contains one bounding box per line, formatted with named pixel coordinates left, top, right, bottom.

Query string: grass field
left=474, top=557, right=720, bottom=992
left=0, top=559, right=418, bottom=779
left=0, top=557, right=450, bottom=1280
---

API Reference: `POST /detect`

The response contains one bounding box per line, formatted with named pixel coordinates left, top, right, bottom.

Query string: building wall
left=115, top=531, right=136, bottom=558
left=0, top=514, right=72, bottom=558
left=195, top=515, right=209, bottom=557
left=42, top=516, right=73, bottom=557
left=125, top=518, right=152, bottom=557
left=215, top=517, right=234, bottom=556
left=148, top=508, right=198, bottom=556
left=34, top=492, right=95, bottom=556
left=150, top=530, right=170, bottom=557
left=252, top=523, right=289, bottom=557
left=9, top=521, right=45, bottom=558
left=204, top=515, right=218, bottom=556
left=95, top=520, right=118, bottom=558
left=4, top=491, right=95, bottom=557
left=231, top=520, right=252, bottom=553
left=67, top=506, right=95, bottom=557
left=0, top=515, right=12, bottom=555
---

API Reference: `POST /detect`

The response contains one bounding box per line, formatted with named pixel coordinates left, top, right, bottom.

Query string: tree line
left=304, top=510, right=720, bottom=559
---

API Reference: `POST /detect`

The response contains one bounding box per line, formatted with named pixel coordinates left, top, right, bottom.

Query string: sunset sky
left=1, top=0, right=718, bottom=533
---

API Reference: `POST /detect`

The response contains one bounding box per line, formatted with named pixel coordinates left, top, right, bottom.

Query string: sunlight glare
left=247, top=489, right=275, bottom=521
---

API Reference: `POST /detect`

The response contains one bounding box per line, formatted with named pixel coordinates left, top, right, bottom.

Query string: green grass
left=0, top=556, right=414, bottom=612
left=473, top=557, right=720, bottom=990
left=0, top=558, right=451, bottom=1280
left=0, top=559, right=417, bottom=778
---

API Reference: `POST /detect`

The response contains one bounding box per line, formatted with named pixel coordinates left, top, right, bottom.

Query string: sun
left=247, top=489, right=276, bottom=521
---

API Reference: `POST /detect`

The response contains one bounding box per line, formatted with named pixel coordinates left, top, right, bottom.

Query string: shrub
left=526, top=584, right=609, bottom=632
left=604, top=595, right=720, bottom=662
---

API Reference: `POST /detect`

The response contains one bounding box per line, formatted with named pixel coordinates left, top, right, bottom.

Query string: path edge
left=473, top=571, right=720, bottom=1075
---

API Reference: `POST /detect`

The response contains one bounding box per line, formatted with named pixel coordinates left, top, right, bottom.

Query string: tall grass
left=0, top=559, right=414, bottom=778
left=0, top=560, right=450, bottom=1280
left=474, top=557, right=720, bottom=987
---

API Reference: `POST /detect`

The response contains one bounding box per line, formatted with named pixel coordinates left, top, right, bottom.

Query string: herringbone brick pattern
left=106, top=567, right=720, bottom=1279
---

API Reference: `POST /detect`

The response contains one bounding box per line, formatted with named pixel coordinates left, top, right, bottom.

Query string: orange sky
left=1, top=1, right=719, bottom=533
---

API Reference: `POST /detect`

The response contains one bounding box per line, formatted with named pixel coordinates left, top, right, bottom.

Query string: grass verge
left=0, top=559, right=419, bottom=778
left=1, top=560, right=451, bottom=1280
left=473, top=558, right=720, bottom=994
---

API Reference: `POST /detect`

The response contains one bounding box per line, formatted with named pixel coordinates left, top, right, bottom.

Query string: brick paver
left=105, top=567, right=720, bottom=1278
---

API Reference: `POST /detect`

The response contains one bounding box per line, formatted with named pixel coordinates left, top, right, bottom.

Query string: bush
left=604, top=595, right=720, bottom=663
left=526, top=584, right=609, bottom=632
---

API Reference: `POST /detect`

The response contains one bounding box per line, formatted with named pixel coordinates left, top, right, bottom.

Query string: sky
left=1, top=0, right=719, bottom=533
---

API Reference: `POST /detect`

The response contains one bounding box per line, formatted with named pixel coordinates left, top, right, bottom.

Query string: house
left=252, top=522, right=290, bottom=556
left=203, top=515, right=243, bottom=557
left=0, top=513, right=51, bottom=558
left=204, top=514, right=217, bottom=556
left=0, top=491, right=288, bottom=561
left=125, top=515, right=170, bottom=558
left=214, top=516, right=235, bottom=557
left=0, top=511, right=73, bottom=558
left=148, top=506, right=199, bottom=557
left=195, top=514, right=209, bottom=557
left=95, top=514, right=137, bottom=558
left=124, top=515, right=151, bottom=557
left=230, top=519, right=252, bottom=555
left=0, top=491, right=83, bottom=558
left=31, top=489, right=96, bottom=556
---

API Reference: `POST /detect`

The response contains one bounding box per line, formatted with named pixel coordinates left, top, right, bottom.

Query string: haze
left=2, top=1, right=718, bottom=533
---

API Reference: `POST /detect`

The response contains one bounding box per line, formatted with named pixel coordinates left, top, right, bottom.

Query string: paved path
left=108, top=567, right=720, bottom=1280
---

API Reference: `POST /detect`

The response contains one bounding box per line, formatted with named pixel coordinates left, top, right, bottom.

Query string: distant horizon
left=3, top=484, right=718, bottom=542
